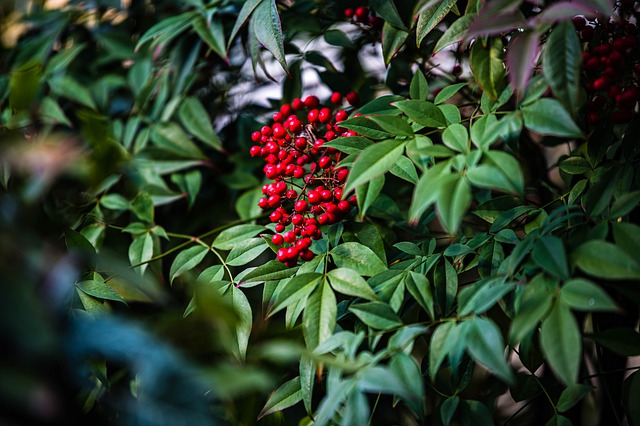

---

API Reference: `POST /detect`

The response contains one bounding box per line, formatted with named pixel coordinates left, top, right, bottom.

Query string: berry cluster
left=344, top=5, right=384, bottom=32
left=574, top=6, right=640, bottom=125
left=250, top=94, right=361, bottom=266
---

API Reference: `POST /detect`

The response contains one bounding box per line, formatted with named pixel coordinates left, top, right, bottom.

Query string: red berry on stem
left=346, top=91, right=360, bottom=106
left=272, top=234, right=284, bottom=245
left=330, top=92, right=343, bottom=104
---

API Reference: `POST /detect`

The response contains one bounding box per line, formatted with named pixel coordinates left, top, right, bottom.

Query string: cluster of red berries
left=574, top=9, right=639, bottom=125
left=344, top=5, right=384, bottom=31
left=250, top=93, right=362, bottom=266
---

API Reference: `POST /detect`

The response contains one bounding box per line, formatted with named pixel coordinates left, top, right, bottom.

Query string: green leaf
left=588, top=328, right=640, bottom=356
left=357, top=95, right=405, bottom=115
left=324, top=136, right=373, bottom=154
left=381, top=22, right=410, bottom=65
left=410, top=70, right=429, bottom=100
left=442, top=123, right=469, bottom=153
left=557, top=384, right=593, bottom=413
left=466, top=317, right=514, bottom=384
left=559, top=156, right=591, bottom=175
left=76, top=280, right=126, bottom=304
left=303, top=280, right=337, bottom=348
left=327, top=268, right=379, bottom=301
left=560, top=279, right=618, bottom=312
left=343, top=139, right=404, bottom=196
left=545, top=415, right=573, bottom=426
left=338, top=116, right=394, bottom=139
left=128, top=233, right=154, bottom=275
left=356, top=175, right=384, bottom=218
left=409, top=164, right=455, bottom=223
left=437, top=174, right=471, bottom=234
left=429, top=321, right=455, bottom=381
left=268, top=273, right=322, bottom=317
left=460, top=278, right=515, bottom=315
left=330, top=242, right=387, bottom=276
left=543, top=22, right=582, bottom=116
left=624, top=371, right=640, bottom=426
left=540, top=301, right=581, bottom=385
left=610, top=191, right=640, bottom=218
left=510, top=274, right=556, bottom=343
left=389, top=353, right=425, bottom=416
left=178, top=97, right=222, bottom=150
left=49, top=75, right=96, bottom=109
left=613, top=222, right=640, bottom=257
left=135, top=12, right=195, bottom=50
left=192, top=15, right=227, bottom=59
left=439, top=103, right=462, bottom=125
left=101, top=193, right=131, bottom=210
left=132, top=191, right=154, bottom=223
left=170, top=245, right=209, bottom=284
left=485, top=150, right=524, bottom=195
left=226, top=238, right=268, bottom=266
left=434, top=14, right=474, bottom=53
left=521, top=98, right=583, bottom=138
left=573, top=240, right=640, bottom=280
left=240, top=260, right=298, bottom=283
left=405, top=271, right=434, bottom=320
left=367, top=115, right=414, bottom=137
left=371, top=0, right=407, bottom=30
left=230, top=286, right=252, bottom=359
left=228, top=0, right=263, bottom=48
left=349, top=302, right=403, bottom=330
left=258, top=377, right=302, bottom=420
left=416, top=0, right=458, bottom=47
left=390, top=155, right=419, bottom=184
left=532, top=235, right=569, bottom=280
left=40, top=97, right=72, bottom=127
left=253, top=0, right=288, bottom=73
left=150, top=122, right=206, bottom=159
left=470, top=37, right=505, bottom=101
left=440, top=396, right=460, bottom=426
left=435, top=83, right=468, bottom=105
left=213, top=225, right=265, bottom=250
left=342, top=387, right=370, bottom=425
left=324, top=29, right=355, bottom=48
left=466, top=164, right=518, bottom=194
left=394, top=100, right=447, bottom=128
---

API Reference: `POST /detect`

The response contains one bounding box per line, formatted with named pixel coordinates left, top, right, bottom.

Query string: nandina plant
left=1, top=0, right=640, bottom=425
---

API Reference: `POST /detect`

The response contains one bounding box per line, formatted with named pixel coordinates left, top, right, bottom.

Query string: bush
left=1, top=0, right=640, bottom=425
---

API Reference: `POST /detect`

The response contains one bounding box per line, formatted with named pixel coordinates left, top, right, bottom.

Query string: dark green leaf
left=381, top=22, right=410, bottom=65
left=331, top=242, right=387, bottom=276
left=441, top=396, right=459, bottom=426
left=434, top=14, right=474, bottom=53
left=258, top=377, right=302, bottom=419
left=460, top=278, right=515, bottom=315
left=367, top=115, right=414, bottom=137
left=416, top=0, right=458, bottom=47
left=303, top=280, right=337, bottom=348
left=466, top=317, right=514, bottom=384
left=557, top=384, right=593, bottom=412
left=349, top=302, right=403, bottom=330
left=532, top=235, right=569, bottom=280
left=559, top=156, right=591, bottom=175
left=327, top=268, right=379, bottom=301
left=540, top=301, right=581, bottom=385
left=573, top=240, right=640, bottom=280
left=226, top=238, right=269, bottom=266
left=178, top=97, right=222, bottom=150
left=324, top=136, right=373, bottom=154
left=76, top=280, right=126, bottom=304
left=213, top=225, right=265, bottom=250
left=150, top=122, right=206, bottom=159
left=435, top=83, right=468, bottom=105
left=470, top=37, right=505, bottom=101
left=405, top=271, right=434, bottom=320
left=437, top=174, right=471, bottom=234
left=560, top=279, right=618, bottom=312
left=228, top=0, right=263, bottom=48
left=356, top=175, right=384, bottom=218
left=253, top=0, right=288, bottom=73
left=588, top=328, right=640, bottom=356
left=410, top=70, right=429, bottom=101
left=169, top=245, right=209, bottom=284
left=343, top=139, right=404, bottom=196
left=370, top=0, right=407, bottom=30
left=543, top=22, right=582, bottom=116
left=522, top=98, right=583, bottom=138
left=192, top=15, right=227, bottom=59
left=129, top=233, right=154, bottom=275
left=394, top=100, right=447, bottom=128
left=390, top=155, right=419, bottom=184
left=240, top=260, right=298, bottom=283
left=268, top=273, right=322, bottom=317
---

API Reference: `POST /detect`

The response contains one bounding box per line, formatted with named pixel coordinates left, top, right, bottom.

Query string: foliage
left=1, top=0, right=640, bottom=425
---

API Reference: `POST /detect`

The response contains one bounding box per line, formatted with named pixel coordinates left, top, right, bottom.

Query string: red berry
left=295, top=200, right=308, bottom=213
left=308, top=191, right=321, bottom=205
left=612, top=109, right=633, bottom=123
left=581, top=26, right=595, bottom=41
left=250, top=145, right=262, bottom=157
left=318, top=156, right=332, bottom=169
left=572, top=16, right=587, bottom=31
left=275, top=223, right=285, bottom=233
left=587, top=112, right=600, bottom=125
left=272, top=234, right=284, bottom=245
left=284, top=230, right=296, bottom=243
left=291, top=98, right=303, bottom=110
left=300, top=249, right=315, bottom=261
left=346, top=91, right=360, bottom=106
left=291, top=214, right=304, bottom=225
left=277, top=248, right=287, bottom=262
left=261, top=125, right=272, bottom=136
left=251, top=131, right=262, bottom=142
left=330, top=92, right=343, bottom=104
left=269, top=211, right=282, bottom=223
left=318, top=108, right=332, bottom=123
left=337, top=168, right=349, bottom=182
left=280, top=104, right=292, bottom=116
left=308, top=109, right=319, bottom=122
left=593, top=44, right=612, bottom=56
left=304, top=95, right=319, bottom=109
left=355, top=6, right=368, bottom=21
left=593, top=77, right=610, bottom=91
left=335, top=110, right=348, bottom=121
left=344, top=7, right=354, bottom=19
left=258, top=198, right=269, bottom=209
